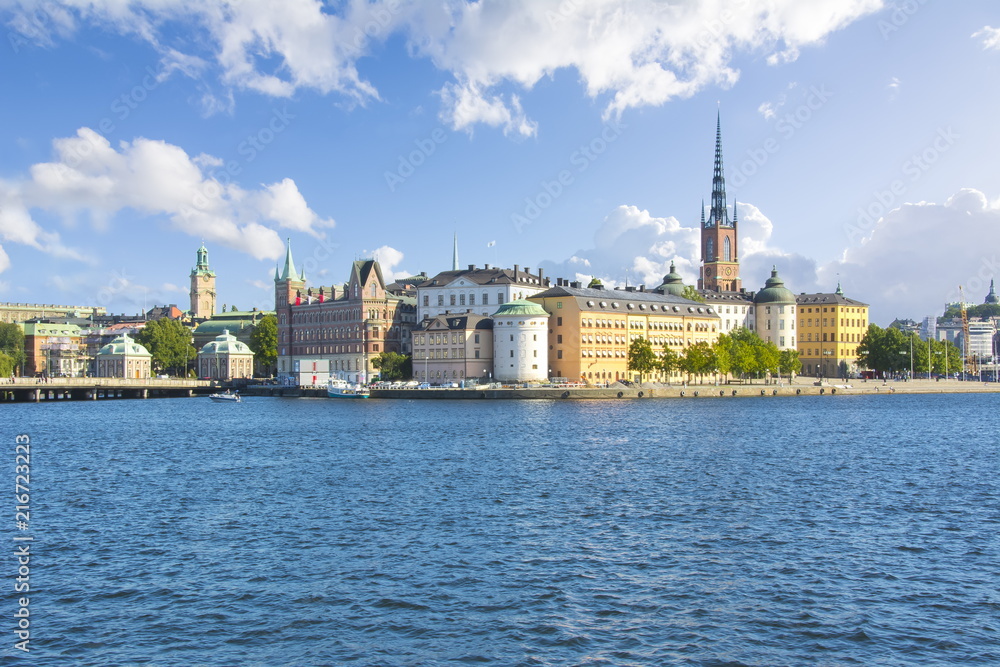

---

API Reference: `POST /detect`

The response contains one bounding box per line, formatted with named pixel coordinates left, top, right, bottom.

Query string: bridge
left=0, top=377, right=220, bottom=403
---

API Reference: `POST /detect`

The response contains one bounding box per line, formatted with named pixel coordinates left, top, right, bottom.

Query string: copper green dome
left=492, top=299, right=549, bottom=318
left=754, top=267, right=796, bottom=304
left=200, top=329, right=253, bottom=355
left=656, top=261, right=687, bottom=297
left=97, top=333, right=151, bottom=357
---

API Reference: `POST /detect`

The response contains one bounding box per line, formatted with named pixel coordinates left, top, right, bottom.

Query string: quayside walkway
left=0, top=378, right=217, bottom=403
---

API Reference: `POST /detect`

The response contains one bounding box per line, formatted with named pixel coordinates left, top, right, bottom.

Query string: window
left=557, top=302, right=562, bottom=309
left=557, top=350, right=563, bottom=359
left=474, top=350, right=480, bottom=359
left=533, top=350, right=537, bottom=357
left=533, top=334, right=537, bottom=341
left=510, top=350, right=514, bottom=357
left=482, top=293, right=488, bottom=305
left=557, top=316, right=563, bottom=326
left=437, top=295, right=444, bottom=306
left=474, top=334, right=480, bottom=344
left=510, top=334, right=514, bottom=341
left=469, top=294, right=475, bottom=306
left=557, top=335, right=563, bottom=344
left=779, top=319, right=785, bottom=330
left=450, top=295, right=456, bottom=306
left=498, top=292, right=503, bottom=304
left=707, top=237, right=714, bottom=261
left=460, top=294, right=466, bottom=306
left=723, top=236, right=731, bottom=262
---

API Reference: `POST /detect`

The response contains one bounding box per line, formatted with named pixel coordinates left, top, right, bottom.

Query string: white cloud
left=368, top=245, right=409, bottom=281
left=887, top=76, right=901, bottom=99
left=973, top=26, right=1000, bottom=50
left=542, top=202, right=812, bottom=292
left=0, top=127, right=334, bottom=267
left=822, top=189, right=1000, bottom=319
left=4, top=0, right=882, bottom=134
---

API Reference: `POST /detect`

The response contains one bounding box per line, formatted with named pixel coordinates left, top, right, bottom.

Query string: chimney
left=639, top=285, right=645, bottom=292
left=538, top=268, right=544, bottom=283
left=513, top=264, right=520, bottom=278
left=468, top=264, right=475, bottom=271
left=484, top=263, right=490, bottom=270
left=570, top=280, right=581, bottom=288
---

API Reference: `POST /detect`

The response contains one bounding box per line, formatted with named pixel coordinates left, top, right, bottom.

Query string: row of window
left=802, top=347, right=860, bottom=358
left=803, top=332, right=863, bottom=343
left=801, top=318, right=866, bottom=328
left=414, top=333, right=482, bottom=345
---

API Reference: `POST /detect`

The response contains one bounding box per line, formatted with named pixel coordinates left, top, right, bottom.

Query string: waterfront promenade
left=250, top=377, right=1000, bottom=400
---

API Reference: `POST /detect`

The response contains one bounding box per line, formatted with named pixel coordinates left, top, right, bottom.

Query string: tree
left=681, top=341, right=717, bottom=383
left=659, top=347, right=681, bottom=381
left=681, top=285, right=705, bottom=303
left=231, top=305, right=238, bottom=312
left=626, top=337, right=657, bottom=383
left=778, top=349, right=802, bottom=379
left=248, top=314, right=278, bottom=376
left=136, top=318, right=196, bottom=376
left=758, top=340, right=780, bottom=378
left=713, top=334, right=732, bottom=380
left=0, top=322, right=25, bottom=376
left=0, top=352, right=14, bottom=378
left=371, top=352, right=411, bottom=381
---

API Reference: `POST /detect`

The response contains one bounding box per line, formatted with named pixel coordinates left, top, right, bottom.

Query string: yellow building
left=529, top=281, right=720, bottom=384
left=796, top=285, right=869, bottom=379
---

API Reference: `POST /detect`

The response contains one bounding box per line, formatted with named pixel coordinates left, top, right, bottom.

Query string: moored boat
left=327, top=379, right=370, bottom=399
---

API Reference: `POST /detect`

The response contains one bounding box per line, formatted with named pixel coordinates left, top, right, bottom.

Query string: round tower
left=492, top=299, right=550, bottom=383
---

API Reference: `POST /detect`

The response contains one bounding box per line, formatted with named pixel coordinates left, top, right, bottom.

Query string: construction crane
left=958, top=286, right=977, bottom=378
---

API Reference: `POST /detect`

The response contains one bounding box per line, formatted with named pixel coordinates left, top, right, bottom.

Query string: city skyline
left=1, top=1, right=999, bottom=323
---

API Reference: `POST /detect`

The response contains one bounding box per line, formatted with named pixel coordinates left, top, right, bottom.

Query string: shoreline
left=255, top=378, right=1000, bottom=400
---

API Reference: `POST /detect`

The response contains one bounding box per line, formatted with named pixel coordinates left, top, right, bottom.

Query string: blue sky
left=1, top=0, right=999, bottom=323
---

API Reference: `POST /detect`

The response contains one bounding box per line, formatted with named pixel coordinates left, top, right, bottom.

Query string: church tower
left=189, top=243, right=217, bottom=319
left=698, top=112, right=741, bottom=293
left=274, top=238, right=306, bottom=378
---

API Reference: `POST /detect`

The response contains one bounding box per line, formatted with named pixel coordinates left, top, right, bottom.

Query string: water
left=3, top=394, right=999, bottom=665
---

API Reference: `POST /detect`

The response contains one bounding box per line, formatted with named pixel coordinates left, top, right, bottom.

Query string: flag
left=487, top=240, right=495, bottom=247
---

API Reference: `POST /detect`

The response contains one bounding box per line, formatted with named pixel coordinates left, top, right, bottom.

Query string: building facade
left=22, top=322, right=87, bottom=377
left=198, top=329, right=255, bottom=380
left=753, top=268, right=797, bottom=350
left=95, top=333, right=152, bottom=378
left=529, top=281, right=720, bottom=385
left=796, top=286, right=869, bottom=378
left=189, top=243, right=217, bottom=320
left=411, top=313, right=494, bottom=383
left=492, top=300, right=549, bottom=383
left=416, top=264, right=550, bottom=321
left=1, top=303, right=106, bottom=324
left=275, top=241, right=417, bottom=384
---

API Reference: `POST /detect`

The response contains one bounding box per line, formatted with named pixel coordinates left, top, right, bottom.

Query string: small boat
left=209, top=390, right=241, bottom=403
left=327, top=379, right=370, bottom=399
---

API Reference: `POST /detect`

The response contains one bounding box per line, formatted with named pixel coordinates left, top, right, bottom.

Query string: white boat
left=209, top=390, right=241, bottom=403
left=327, top=379, right=370, bottom=399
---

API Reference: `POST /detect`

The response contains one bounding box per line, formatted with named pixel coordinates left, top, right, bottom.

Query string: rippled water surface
left=5, top=393, right=1000, bottom=665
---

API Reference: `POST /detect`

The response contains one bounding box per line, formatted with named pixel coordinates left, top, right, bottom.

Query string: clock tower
left=698, top=112, right=742, bottom=293
left=189, top=243, right=217, bottom=320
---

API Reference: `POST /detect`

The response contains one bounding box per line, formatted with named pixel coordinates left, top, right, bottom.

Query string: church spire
left=278, top=237, right=299, bottom=282
left=710, top=110, right=731, bottom=228
left=700, top=200, right=706, bottom=227
left=452, top=233, right=459, bottom=271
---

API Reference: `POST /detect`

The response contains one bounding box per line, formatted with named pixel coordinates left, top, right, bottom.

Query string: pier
left=0, top=377, right=218, bottom=402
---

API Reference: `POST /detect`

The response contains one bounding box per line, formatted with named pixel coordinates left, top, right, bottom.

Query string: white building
left=492, top=299, right=550, bottom=383
left=197, top=329, right=255, bottom=380
left=95, top=334, right=152, bottom=379
left=753, top=267, right=797, bottom=350
left=416, top=264, right=550, bottom=321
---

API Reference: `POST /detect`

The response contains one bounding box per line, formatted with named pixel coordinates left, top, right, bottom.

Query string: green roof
left=199, top=330, right=253, bottom=355
left=754, top=267, right=796, bottom=305
left=97, top=334, right=151, bottom=357
left=492, top=299, right=549, bottom=318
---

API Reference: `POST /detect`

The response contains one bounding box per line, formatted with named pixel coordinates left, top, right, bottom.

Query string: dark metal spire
left=709, top=110, right=731, bottom=228
left=700, top=200, right=706, bottom=226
